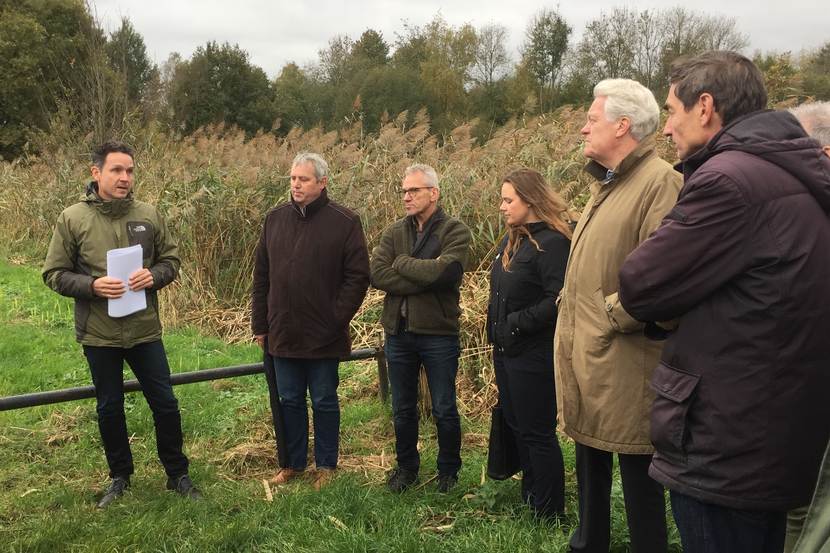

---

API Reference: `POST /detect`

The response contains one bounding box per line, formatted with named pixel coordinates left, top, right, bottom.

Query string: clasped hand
left=93, top=269, right=153, bottom=298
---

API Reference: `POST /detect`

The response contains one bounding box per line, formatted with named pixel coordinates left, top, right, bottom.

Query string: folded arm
left=390, top=220, right=471, bottom=288
left=370, top=227, right=426, bottom=295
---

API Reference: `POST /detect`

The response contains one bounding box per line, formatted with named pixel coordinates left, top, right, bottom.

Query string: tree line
left=2, top=0, right=829, bottom=161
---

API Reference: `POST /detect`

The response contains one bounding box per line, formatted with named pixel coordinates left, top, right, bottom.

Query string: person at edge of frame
left=786, top=100, right=830, bottom=553
left=619, top=52, right=830, bottom=553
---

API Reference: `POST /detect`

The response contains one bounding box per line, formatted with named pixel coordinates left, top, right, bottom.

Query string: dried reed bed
left=0, top=108, right=676, bottom=412
left=213, top=361, right=495, bottom=482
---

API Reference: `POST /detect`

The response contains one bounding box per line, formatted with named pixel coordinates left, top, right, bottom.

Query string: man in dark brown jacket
left=619, top=52, right=830, bottom=553
left=252, top=152, right=370, bottom=489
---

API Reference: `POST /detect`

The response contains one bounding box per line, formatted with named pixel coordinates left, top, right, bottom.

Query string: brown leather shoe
left=268, top=468, right=303, bottom=485
left=312, top=468, right=336, bottom=491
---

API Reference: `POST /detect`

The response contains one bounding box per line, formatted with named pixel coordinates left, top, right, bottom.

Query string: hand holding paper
left=128, top=268, right=154, bottom=291
left=106, top=245, right=147, bottom=317
left=93, top=276, right=126, bottom=298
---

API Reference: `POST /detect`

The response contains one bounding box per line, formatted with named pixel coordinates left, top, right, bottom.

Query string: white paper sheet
left=106, top=245, right=147, bottom=318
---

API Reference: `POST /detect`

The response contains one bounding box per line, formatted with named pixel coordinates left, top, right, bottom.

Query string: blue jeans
left=385, top=331, right=461, bottom=476
left=273, top=357, right=340, bottom=470
left=83, top=340, right=188, bottom=479
left=671, top=491, right=786, bottom=553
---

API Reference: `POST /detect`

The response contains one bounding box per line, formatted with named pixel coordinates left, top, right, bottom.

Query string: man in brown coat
left=252, top=152, right=370, bottom=489
left=554, top=79, right=682, bottom=553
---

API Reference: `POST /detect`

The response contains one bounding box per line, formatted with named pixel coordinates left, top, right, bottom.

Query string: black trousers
left=570, top=443, right=667, bottom=553
left=83, top=340, right=189, bottom=479
left=493, top=350, right=565, bottom=517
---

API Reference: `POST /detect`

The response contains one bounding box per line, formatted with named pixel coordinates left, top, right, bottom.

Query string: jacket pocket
left=650, top=362, right=699, bottom=458
left=126, top=221, right=155, bottom=261
left=434, top=291, right=449, bottom=320
left=494, top=321, right=516, bottom=355
left=590, top=287, right=615, bottom=349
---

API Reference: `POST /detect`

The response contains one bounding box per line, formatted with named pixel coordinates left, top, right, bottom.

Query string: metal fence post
left=375, top=347, right=389, bottom=403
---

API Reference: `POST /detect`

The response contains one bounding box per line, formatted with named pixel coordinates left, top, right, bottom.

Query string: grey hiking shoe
left=97, top=476, right=129, bottom=509
left=386, top=467, right=418, bottom=493
left=437, top=473, right=458, bottom=493
left=166, top=474, right=203, bottom=500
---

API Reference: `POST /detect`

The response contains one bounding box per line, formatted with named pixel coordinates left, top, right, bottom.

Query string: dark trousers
left=570, top=443, right=667, bottom=553
left=83, top=340, right=188, bottom=479
left=273, top=357, right=340, bottom=470
left=671, top=491, right=786, bottom=553
left=493, top=350, right=565, bottom=517
left=385, top=331, right=462, bottom=476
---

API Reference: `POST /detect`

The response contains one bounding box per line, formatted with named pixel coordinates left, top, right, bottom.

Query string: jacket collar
left=291, top=188, right=330, bottom=219
left=408, top=206, right=445, bottom=254
left=584, top=136, right=657, bottom=186
left=83, top=181, right=134, bottom=218
left=584, top=137, right=657, bottom=204
left=676, top=109, right=830, bottom=213
left=526, top=220, right=549, bottom=235
left=675, top=112, right=758, bottom=179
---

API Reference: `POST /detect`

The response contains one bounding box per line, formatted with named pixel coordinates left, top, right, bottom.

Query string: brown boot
left=312, top=468, right=336, bottom=491
left=268, top=468, right=303, bottom=485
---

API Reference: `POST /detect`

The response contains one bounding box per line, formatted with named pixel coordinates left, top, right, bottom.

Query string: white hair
left=292, top=152, right=328, bottom=180
left=404, top=163, right=439, bottom=189
left=593, top=78, right=660, bottom=142
left=789, top=101, right=830, bottom=147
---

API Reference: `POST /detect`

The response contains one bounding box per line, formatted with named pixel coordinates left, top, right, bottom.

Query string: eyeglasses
left=401, top=186, right=432, bottom=197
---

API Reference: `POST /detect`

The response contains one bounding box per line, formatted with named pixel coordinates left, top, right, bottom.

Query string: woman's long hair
left=501, top=168, right=574, bottom=270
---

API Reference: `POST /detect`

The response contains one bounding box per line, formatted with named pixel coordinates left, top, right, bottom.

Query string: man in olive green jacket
left=370, top=163, right=471, bottom=494
left=43, top=141, right=200, bottom=508
left=788, top=101, right=830, bottom=553
left=554, top=79, right=682, bottom=552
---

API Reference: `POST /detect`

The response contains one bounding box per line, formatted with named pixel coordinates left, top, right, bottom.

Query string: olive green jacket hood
left=42, top=182, right=180, bottom=347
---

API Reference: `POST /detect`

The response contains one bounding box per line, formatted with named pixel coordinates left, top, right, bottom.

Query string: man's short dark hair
left=670, top=51, right=767, bottom=126
left=92, top=141, right=134, bottom=169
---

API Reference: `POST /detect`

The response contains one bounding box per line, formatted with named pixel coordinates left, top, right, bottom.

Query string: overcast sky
left=91, top=0, right=828, bottom=78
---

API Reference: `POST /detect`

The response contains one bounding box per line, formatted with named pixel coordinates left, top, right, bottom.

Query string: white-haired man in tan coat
left=554, top=79, right=682, bottom=553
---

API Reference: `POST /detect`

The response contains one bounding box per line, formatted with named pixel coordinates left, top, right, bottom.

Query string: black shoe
left=436, top=473, right=458, bottom=493
left=166, top=474, right=203, bottom=500
left=386, top=467, right=418, bottom=493
left=97, top=476, right=130, bottom=509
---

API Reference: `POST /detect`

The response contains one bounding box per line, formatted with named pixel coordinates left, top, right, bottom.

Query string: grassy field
left=0, top=259, right=680, bottom=552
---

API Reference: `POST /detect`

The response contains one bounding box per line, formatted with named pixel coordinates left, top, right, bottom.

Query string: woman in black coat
left=487, top=168, right=572, bottom=519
